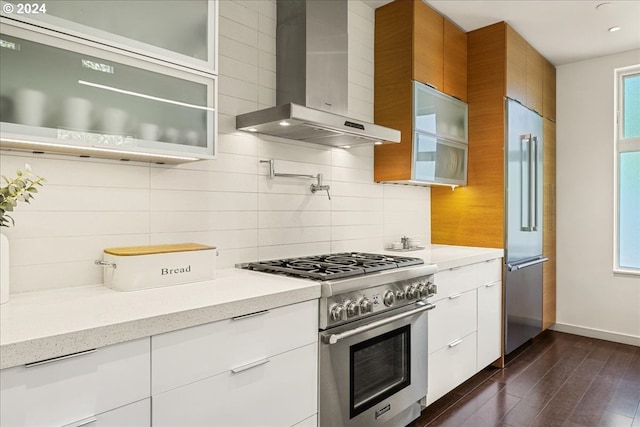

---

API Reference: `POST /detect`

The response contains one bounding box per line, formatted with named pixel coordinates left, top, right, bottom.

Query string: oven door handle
left=322, top=300, right=436, bottom=345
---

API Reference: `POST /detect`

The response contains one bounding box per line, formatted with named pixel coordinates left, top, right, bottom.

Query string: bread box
left=98, top=243, right=216, bottom=291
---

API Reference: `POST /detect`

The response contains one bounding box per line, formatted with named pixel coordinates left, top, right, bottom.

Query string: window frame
left=613, top=65, right=640, bottom=276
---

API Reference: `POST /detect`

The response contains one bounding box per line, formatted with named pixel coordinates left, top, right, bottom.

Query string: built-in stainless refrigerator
left=504, top=98, right=548, bottom=355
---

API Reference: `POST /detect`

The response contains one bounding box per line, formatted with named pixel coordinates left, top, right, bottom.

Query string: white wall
left=555, top=48, right=640, bottom=345
left=0, top=1, right=430, bottom=294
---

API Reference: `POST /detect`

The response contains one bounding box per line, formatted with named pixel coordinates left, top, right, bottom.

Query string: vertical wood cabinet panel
left=444, top=19, right=468, bottom=102
left=543, top=119, right=557, bottom=330
left=506, top=25, right=527, bottom=105
left=526, top=44, right=544, bottom=114
left=413, top=0, right=444, bottom=89
left=543, top=59, right=557, bottom=121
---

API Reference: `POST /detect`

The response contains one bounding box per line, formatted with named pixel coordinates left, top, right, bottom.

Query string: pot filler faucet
left=260, top=159, right=331, bottom=200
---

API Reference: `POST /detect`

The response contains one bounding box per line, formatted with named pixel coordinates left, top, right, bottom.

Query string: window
left=615, top=66, right=640, bottom=274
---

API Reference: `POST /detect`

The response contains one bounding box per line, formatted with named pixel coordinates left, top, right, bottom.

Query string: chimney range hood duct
left=235, top=0, right=400, bottom=147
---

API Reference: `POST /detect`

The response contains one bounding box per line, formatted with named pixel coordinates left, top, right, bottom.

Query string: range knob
left=359, top=298, right=373, bottom=314
left=406, top=285, right=419, bottom=299
left=330, top=304, right=345, bottom=322
left=396, top=290, right=406, bottom=300
left=345, top=300, right=360, bottom=317
left=427, top=283, right=438, bottom=296
left=383, top=290, right=396, bottom=307
left=417, top=283, right=428, bottom=298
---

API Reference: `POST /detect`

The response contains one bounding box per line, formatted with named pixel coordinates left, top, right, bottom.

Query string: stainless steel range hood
left=235, top=0, right=400, bottom=147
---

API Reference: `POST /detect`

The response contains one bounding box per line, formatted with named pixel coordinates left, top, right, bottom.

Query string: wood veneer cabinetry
left=543, top=118, right=556, bottom=329
left=374, top=0, right=467, bottom=182
left=431, top=21, right=557, bottom=331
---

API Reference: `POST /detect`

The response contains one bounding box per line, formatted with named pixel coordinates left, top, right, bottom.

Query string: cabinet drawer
left=478, top=258, right=502, bottom=286
left=427, top=332, right=477, bottom=405
left=152, top=342, right=318, bottom=427
left=433, top=264, right=477, bottom=301
left=428, top=289, right=477, bottom=353
left=152, top=299, right=318, bottom=395
left=65, top=399, right=150, bottom=427
left=0, top=338, right=150, bottom=427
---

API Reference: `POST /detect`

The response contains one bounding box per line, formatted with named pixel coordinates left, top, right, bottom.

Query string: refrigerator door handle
left=532, top=136, right=539, bottom=231
left=507, top=257, right=549, bottom=271
left=520, top=134, right=533, bottom=231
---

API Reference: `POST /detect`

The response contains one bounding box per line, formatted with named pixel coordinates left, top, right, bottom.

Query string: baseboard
left=550, top=322, right=640, bottom=347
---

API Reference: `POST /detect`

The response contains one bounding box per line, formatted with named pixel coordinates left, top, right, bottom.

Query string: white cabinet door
left=428, top=288, right=477, bottom=353
left=292, top=414, right=317, bottom=427
left=477, top=259, right=502, bottom=286
left=152, top=342, right=318, bottom=427
left=0, top=338, right=150, bottom=426
left=477, top=281, right=503, bottom=370
left=65, top=399, right=150, bottom=427
left=152, top=300, right=318, bottom=395
left=427, top=332, right=477, bottom=405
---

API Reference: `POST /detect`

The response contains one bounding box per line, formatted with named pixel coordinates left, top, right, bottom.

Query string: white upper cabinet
left=0, top=19, right=217, bottom=163
left=0, top=0, right=218, bottom=75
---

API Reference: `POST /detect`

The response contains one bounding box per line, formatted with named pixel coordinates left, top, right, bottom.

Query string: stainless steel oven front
left=319, top=300, right=434, bottom=427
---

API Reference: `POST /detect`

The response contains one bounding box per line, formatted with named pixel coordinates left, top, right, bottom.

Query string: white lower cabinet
left=477, top=280, right=503, bottom=370
left=151, top=300, right=319, bottom=427
left=292, top=414, right=318, bottom=427
left=427, top=259, right=502, bottom=406
left=0, top=338, right=150, bottom=426
left=427, top=332, right=477, bottom=405
left=152, top=342, right=317, bottom=427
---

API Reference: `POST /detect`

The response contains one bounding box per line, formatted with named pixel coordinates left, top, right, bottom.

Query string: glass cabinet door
left=0, top=0, right=217, bottom=74
left=414, top=81, right=467, bottom=143
left=414, top=132, right=467, bottom=185
left=0, top=22, right=215, bottom=162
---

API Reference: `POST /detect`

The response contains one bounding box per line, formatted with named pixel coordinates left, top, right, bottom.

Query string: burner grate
left=241, top=252, right=424, bottom=281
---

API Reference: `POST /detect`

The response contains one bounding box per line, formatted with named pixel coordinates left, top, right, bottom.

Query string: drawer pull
left=448, top=339, right=463, bottom=348
left=63, top=417, right=98, bottom=427
left=25, top=348, right=97, bottom=368
left=485, top=282, right=500, bottom=288
left=231, top=358, right=270, bottom=374
left=232, top=310, right=270, bottom=321
left=448, top=293, right=464, bottom=300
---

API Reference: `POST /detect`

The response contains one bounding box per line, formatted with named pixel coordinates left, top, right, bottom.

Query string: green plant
left=0, top=165, right=46, bottom=227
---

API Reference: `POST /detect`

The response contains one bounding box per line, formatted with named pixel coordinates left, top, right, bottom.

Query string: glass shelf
left=413, top=132, right=467, bottom=186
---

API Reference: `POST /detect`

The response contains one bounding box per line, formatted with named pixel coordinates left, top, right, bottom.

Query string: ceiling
left=364, top=1, right=640, bottom=66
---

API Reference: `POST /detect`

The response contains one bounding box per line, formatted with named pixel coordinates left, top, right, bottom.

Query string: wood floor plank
left=409, top=332, right=640, bottom=427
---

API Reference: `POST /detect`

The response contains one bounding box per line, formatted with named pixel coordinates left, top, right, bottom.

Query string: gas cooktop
left=239, top=252, right=424, bottom=281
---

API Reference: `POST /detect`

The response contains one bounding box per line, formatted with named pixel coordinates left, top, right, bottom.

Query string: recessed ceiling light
left=609, top=26, right=622, bottom=32
left=596, top=2, right=612, bottom=10
left=247, top=127, right=258, bottom=132
left=374, top=141, right=383, bottom=145
left=342, top=145, right=351, bottom=149
left=279, top=121, right=290, bottom=126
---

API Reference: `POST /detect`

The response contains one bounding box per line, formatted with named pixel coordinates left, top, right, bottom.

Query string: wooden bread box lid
left=104, top=243, right=216, bottom=256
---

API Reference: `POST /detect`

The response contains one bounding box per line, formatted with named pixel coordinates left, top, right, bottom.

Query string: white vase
left=1, top=231, right=9, bottom=304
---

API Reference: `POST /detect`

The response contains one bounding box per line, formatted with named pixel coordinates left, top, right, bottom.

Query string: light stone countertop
left=0, top=268, right=320, bottom=369
left=0, top=244, right=503, bottom=370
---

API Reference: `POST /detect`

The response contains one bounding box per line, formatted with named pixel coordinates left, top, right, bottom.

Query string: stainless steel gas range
left=240, top=252, right=438, bottom=427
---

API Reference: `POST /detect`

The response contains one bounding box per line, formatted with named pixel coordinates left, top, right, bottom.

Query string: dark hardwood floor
left=410, top=331, right=640, bottom=427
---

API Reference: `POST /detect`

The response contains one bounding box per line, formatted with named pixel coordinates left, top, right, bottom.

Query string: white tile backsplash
left=0, top=0, right=430, bottom=294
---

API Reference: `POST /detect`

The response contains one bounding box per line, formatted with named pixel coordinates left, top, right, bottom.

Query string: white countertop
left=0, top=244, right=503, bottom=370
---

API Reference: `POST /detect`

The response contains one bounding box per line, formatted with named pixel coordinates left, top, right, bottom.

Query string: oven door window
left=350, top=324, right=411, bottom=418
